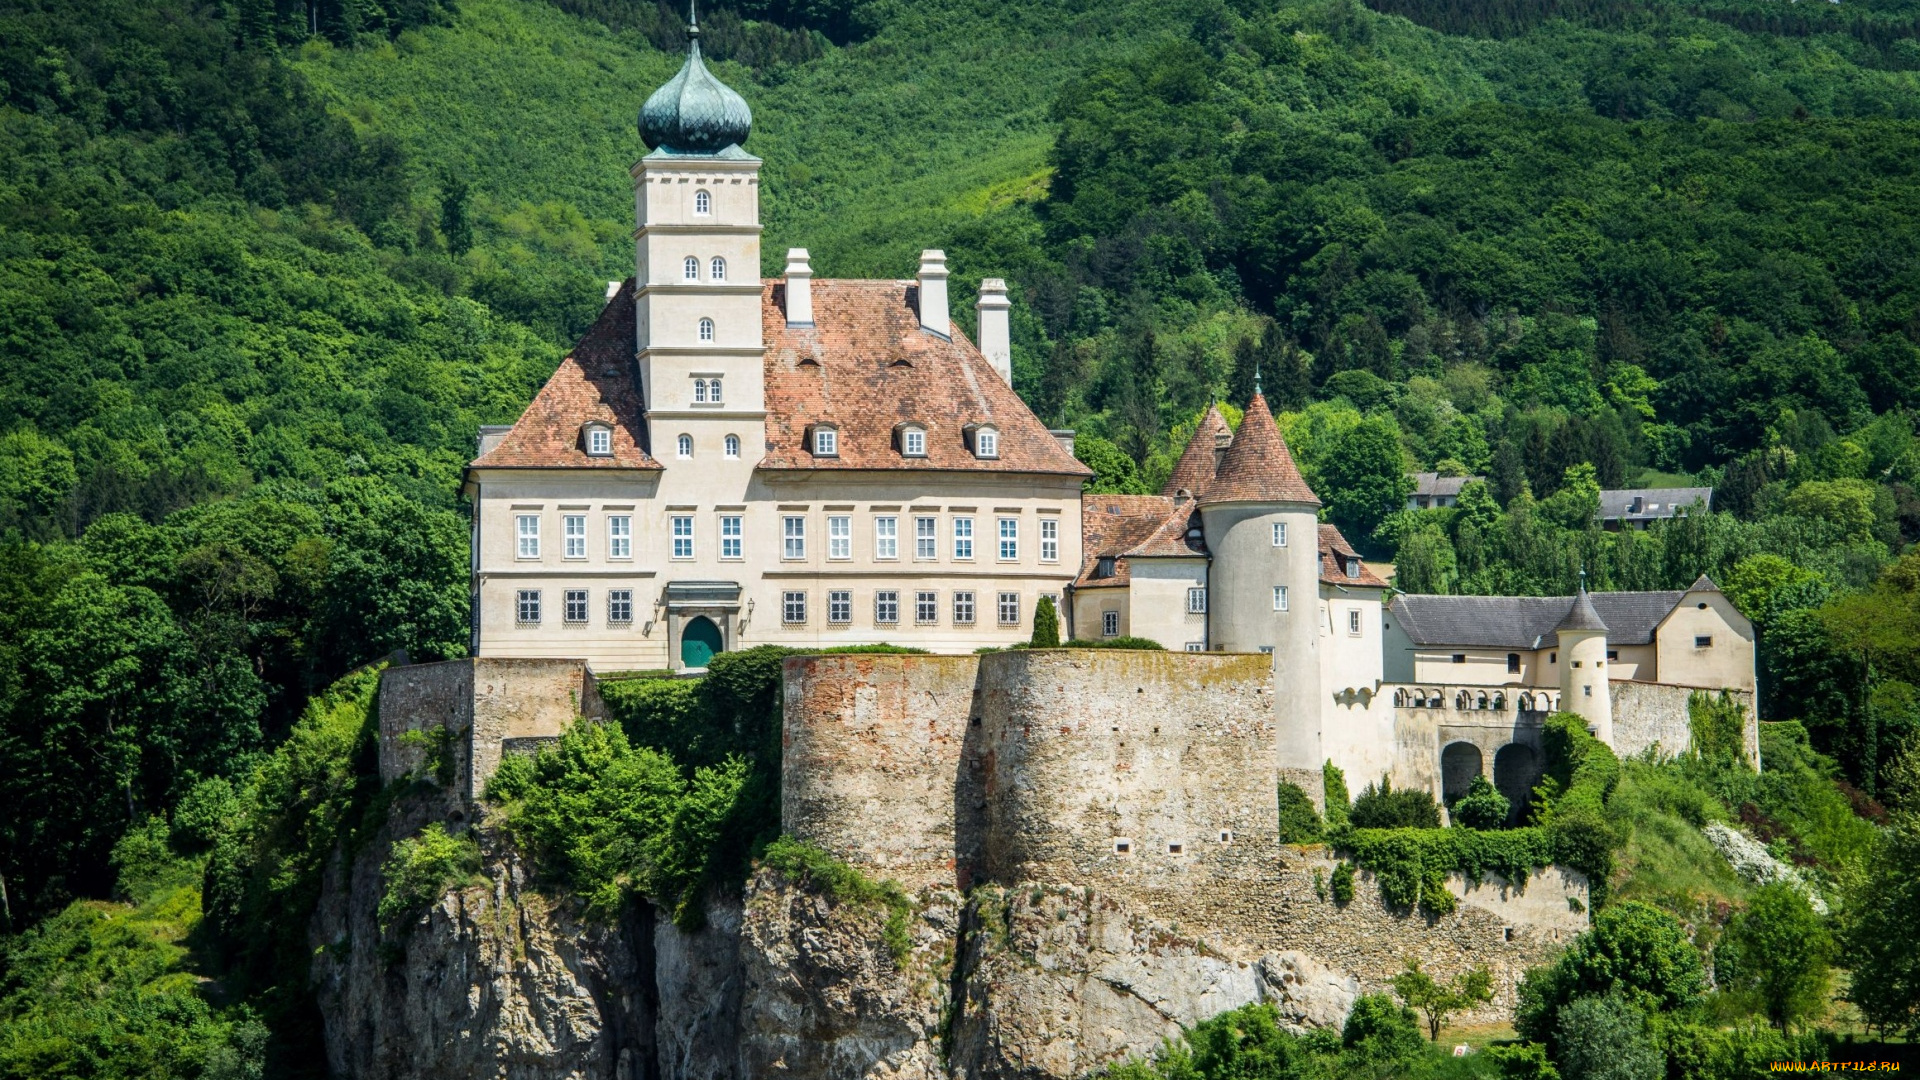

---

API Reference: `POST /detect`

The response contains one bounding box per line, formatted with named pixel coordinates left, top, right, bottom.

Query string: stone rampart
left=780, top=652, right=983, bottom=891
left=1611, top=680, right=1759, bottom=767
left=379, top=658, right=602, bottom=802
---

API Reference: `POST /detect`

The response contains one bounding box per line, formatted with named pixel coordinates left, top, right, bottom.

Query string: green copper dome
left=639, top=22, right=751, bottom=155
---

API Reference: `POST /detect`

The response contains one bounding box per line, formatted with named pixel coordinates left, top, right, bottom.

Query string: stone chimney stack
left=784, top=248, right=814, bottom=327
left=976, top=278, right=1012, bottom=384
left=917, top=249, right=949, bottom=339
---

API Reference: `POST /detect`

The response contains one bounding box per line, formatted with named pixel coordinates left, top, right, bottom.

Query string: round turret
left=639, top=24, right=752, bottom=154
left=1555, top=586, right=1613, bottom=744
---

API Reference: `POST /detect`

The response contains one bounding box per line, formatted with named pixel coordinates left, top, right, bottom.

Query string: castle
left=460, top=18, right=1759, bottom=813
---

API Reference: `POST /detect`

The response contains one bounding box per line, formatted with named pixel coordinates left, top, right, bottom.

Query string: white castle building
left=464, top=20, right=1758, bottom=804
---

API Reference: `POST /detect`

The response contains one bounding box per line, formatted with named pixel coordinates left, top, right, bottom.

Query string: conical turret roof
left=1557, top=587, right=1608, bottom=633
left=1198, top=393, right=1320, bottom=506
left=639, top=16, right=752, bottom=155
left=1162, top=403, right=1228, bottom=498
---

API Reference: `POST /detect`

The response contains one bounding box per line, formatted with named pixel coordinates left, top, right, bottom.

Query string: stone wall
left=781, top=653, right=983, bottom=891
left=379, top=658, right=602, bottom=801
left=1611, top=680, right=1759, bottom=767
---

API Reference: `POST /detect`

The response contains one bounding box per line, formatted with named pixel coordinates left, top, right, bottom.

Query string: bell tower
left=632, top=5, right=765, bottom=459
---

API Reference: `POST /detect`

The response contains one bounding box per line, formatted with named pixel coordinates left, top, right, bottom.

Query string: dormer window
left=1346, top=558, right=1361, bottom=579
left=811, top=426, right=839, bottom=457
left=967, top=424, right=1000, bottom=459
left=694, top=189, right=711, bottom=215
left=1095, top=556, right=1116, bottom=579
left=698, top=317, right=714, bottom=342
left=898, top=424, right=927, bottom=458
left=710, top=256, right=726, bottom=281
left=583, top=424, right=613, bottom=457
left=684, top=256, right=699, bottom=281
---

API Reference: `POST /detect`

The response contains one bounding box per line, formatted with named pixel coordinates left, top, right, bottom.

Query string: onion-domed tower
left=630, top=2, right=765, bottom=507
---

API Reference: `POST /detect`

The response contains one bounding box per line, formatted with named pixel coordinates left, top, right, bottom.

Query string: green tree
left=1323, top=760, right=1351, bottom=828
left=1391, top=957, right=1494, bottom=1040
left=439, top=173, right=474, bottom=258
left=1840, top=813, right=1920, bottom=1038
left=1318, top=415, right=1413, bottom=542
left=1554, top=993, right=1663, bottom=1080
left=1349, top=774, right=1441, bottom=829
left=1516, top=901, right=1707, bottom=1047
left=1277, top=782, right=1324, bottom=843
left=1714, top=883, right=1832, bottom=1031
left=1451, top=774, right=1511, bottom=829
left=1030, top=595, right=1061, bottom=648
left=1074, top=435, right=1150, bottom=495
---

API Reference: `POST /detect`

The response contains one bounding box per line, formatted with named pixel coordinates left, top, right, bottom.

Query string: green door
left=681, top=616, right=723, bottom=668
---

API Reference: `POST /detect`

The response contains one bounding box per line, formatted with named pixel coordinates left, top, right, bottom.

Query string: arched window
left=698, top=317, right=714, bottom=342
left=710, top=256, right=726, bottom=281
left=683, top=256, right=699, bottom=281
left=693, top=379, right=708, bottom=403
left=677, top=434, right=692, bottom=458
left=708, top=376, right=722, bottom=402
left=694, top=190, right=711, bottom=215
left=724, top=434, right=740, bottom=458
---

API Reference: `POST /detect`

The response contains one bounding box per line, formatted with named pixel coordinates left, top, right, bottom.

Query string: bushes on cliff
left=1103, top=994, right=1494, bottom=1079
left=1337, top=827, right=1556, bottom=915
left=376, top=823, right=481, bottom=934
left=1349, top=775, right=1441, bottom=829
left=1277, top=782, right=1324, bottom=844
left=1530, top=714, right=1624, bottom=904
left=759, top=836, right=913, bottom=965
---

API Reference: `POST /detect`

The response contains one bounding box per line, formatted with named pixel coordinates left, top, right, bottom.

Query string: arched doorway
left=1441, top=742, right=1483, bottom=805
left=681, top=615, right=723, bottom=668
left=1493, top=743, right=1540, bottom=824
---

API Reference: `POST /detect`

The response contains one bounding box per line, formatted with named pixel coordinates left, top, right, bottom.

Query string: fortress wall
left=1611, top=680, right=1759, bottom=767
left=780, top=653, right=982, bottom=890
left=379, top=658, right=598, bottom=801
left=978, top=650, right=1277, bottom=888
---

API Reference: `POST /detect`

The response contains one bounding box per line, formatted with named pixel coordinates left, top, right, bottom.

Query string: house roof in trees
left=1597, top=487, right=1713, bottom=524
left=1389, top=589, right=1695, bottom=649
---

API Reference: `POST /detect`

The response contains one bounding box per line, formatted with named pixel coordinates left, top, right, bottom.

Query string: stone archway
left=1493, top=742, right=1541, bottom=824
left=1441, top=741, right=1483, bottom=805
left=681, top=615, right=723, bottom=668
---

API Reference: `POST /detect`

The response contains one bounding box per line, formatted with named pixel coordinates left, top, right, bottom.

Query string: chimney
left=784, top=248, right=814, bottom=327
left=916, top=249, right=949, bottom=339
left=976, top=277, right=1012, bottom=383
left=605, top=280, right=622, bottom=301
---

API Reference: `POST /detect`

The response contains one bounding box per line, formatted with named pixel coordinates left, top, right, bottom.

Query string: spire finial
left=1579, top=566, right=1588, bottom=593
left=1254, top=354, right=1263, bottom=400
left=688, top=0, right=699, bottom=36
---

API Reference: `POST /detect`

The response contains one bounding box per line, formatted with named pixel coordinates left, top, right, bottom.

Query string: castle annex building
left=465, top=22, right=1759, bottom=799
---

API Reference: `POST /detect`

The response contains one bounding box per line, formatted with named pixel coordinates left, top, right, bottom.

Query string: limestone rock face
left=1255, top=951, right=1361, bottom=1034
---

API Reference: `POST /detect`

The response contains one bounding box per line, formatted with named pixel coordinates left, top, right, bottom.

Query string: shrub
left=1841, top=812, right=1920, bottom=1039
left=1392, top=957, right=1494, bottom=1040
left=1486, top=1042, right=1560, bottom=1080
left=1715, top=883, right=1832, bottom=1031
left=1341, top=993, right=1427, bottom=1064
left=1534, top=713, right=1624, bottom=901
left=760, top=836, right=913, bottom=966
left=1453, top=774, right=1512, bottom=830
left=1323, top=760, right=1351, bottom=827
left=1688, top=691, right=1749, bottom=766
left=1278, top=781, right=1324, bottom=843
left=1349, top=775, right=1441, bottom=829
left=1030, top=595, right=1061, bottom=647
left=1517, top=901, right=1706, bottom=1048
left=1337, top=826, right=1554, bottom=914
left=376, top=823, right=481, bottom=934
left=1555, top=993, right=1663, bottom=1080
left=1062, top=636, right=1166, bottom=650
left=1330, top=862, right=1356, bottom=905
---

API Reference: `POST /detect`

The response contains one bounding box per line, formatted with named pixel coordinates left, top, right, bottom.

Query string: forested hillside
left=4, top=0, right=1920, bottom=1073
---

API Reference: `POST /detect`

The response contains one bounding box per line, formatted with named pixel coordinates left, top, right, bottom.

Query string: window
left=1348, top=609, right=1362, bottom=635
left=563, top=514, right=586, bottom=559
left=683, top=255, right=699, bottom=281
left=828, top=590, right=851, bottom=624
left=1550, top=651, right=1557, bottom=664
left=1103, top=610, right=1120, bottom=637
left=1259, top=645, right=1275, bottom=655
left=1507, top=653, right=1521, bottom=674
left=902, top=427, right=926, bottom=457
left=782, top=591, right=806, bottom=624
left=953, top=517, right=974, bottom=559
left=998, top=592, right=1021, bottom=626
left=1272, top=585, right=1289, bottom=611
left=516, top=590, right=541, bottom=624
left=813, top=428, right=838, bottom=456
left=915, top=591, right=939, bottom=624
left=874, top=516, right=898, bottom=559
left=1187, top=588, right=1207, bottom=614
left=608, top=589, right=633, bottom=624
left=516, top=514, right=540, bottom=559
left=1583, top=685, right=1593, bottom=697
left=710, top=256, right=725, bottom=281
left=693, top=189, right=711, bottom=214
left=564, top=589, right=589, bottom=624
left=587, top=427, right=612, bottom=456
left=1452, top=653, right=1467, bottom=664
left=1186, top=642, right=1205, bottom=653
left=998, top=517, right=1018, bottom=560
left=720, top=515, right=742, bottom=559
left=875, top=590, right=900, bottom=625
left=677, top=434, right=693, bottom=459
left=1272, top=522, right=1287, bottom=547
left=608, top=515, right=632, bottom=559
left=724, top=434, right=740, bottom=458
left=953, top=591, right=975, bottom=624
left=671, top=516, right=694, bottom=559
left=708, top=377, right=722, bottom=403
left=697, top=317, right=714, bottom=342
left=1607, top=649, right=1619, bottom=661
left=783, top=516, right=807, bottom=560
left=1694, top=635, right=1713, bottom=649
left=827, top=516, right=851, bottom=559
left=1040, top=518, right=1059, bottom=563
left=915, top=516, right=937, bottom=559
left=1346, top=558, right=1361, bottom=579
left=694, top=378, right=708, bottom=403
left=975, top=428, right=999, bottom=458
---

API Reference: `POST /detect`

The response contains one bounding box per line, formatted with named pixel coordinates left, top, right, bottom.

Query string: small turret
left=1556, top=581, right=1613, bottom=744
left=1162, top=403, right=1228, bottom=499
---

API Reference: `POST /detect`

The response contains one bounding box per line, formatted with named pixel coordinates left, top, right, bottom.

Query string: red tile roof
left=1162, top=404, right=1228, bottom=498
left=469, top=281, right=662, bottom=471
left=758, top=281, right=1090, bottom=476
left=1319, top=524, right=1388, bottom=588
left=1198, top=393, right=1319, bottom=507
left=1075, top=494, right=1205, bottom=588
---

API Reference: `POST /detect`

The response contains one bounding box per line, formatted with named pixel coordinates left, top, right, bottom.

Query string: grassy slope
left=294, top=0, right=1176, bottom=283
